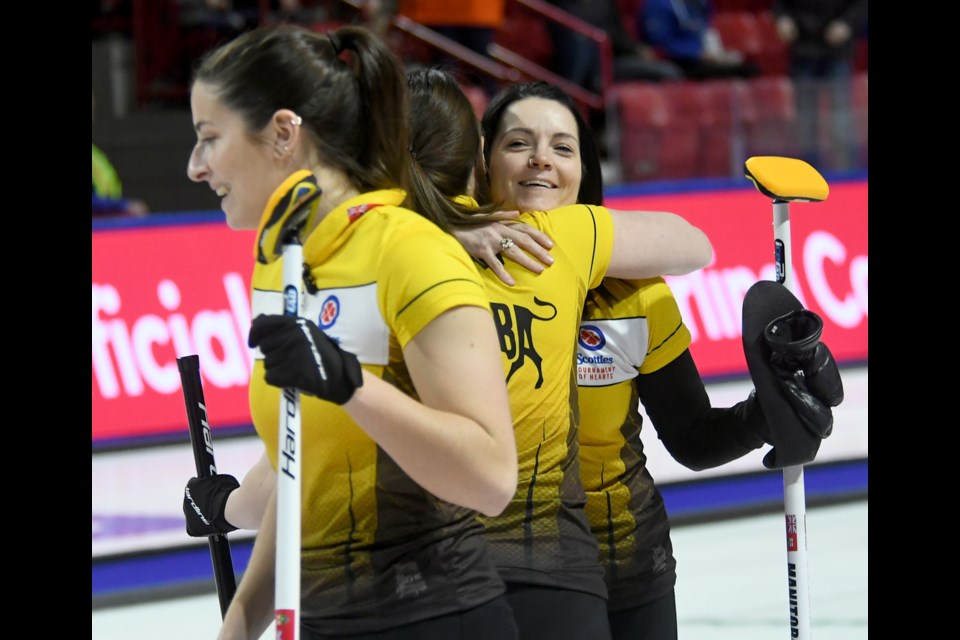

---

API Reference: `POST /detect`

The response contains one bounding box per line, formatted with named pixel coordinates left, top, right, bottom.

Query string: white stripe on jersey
left=576, top=316, right=649, bottom=386
left=251, top=282, right=389, bottom=365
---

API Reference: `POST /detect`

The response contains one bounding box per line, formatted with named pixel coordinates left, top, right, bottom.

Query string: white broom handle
left=275, top=241, right=302, bottom=640
left=773, top=200, right=811, bottom=640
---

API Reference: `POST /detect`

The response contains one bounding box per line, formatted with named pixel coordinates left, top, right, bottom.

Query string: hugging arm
left=606, top=209, right=713, bottom=278
left=452, top=210, right=555, bottom=286
left=452, top=207, right=712, bottom=285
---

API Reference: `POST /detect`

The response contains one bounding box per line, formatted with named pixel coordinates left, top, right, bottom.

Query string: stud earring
left=291, top=115, right=302, bottom=126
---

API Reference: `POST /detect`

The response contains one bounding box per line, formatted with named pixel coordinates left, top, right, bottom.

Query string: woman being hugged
left=402, top=68, right=711, bottom=640
left=186, top=25, right=518, bottom=640
left=471, top=81, right=840, bottom=640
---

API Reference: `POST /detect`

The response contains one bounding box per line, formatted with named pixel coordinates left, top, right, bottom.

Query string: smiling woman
left=180, top=24, right=520, bottom=640
left=472, top=80, right=845, bottom=640
left=188, top=83, right=299, bottom=231
left=399, top=68, right=716, bottom=640
left=484, top=96, right=584, bottom=213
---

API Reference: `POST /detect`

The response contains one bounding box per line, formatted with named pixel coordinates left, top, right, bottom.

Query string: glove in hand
left=764, top=309, right=844, bottom=440
left=248, top=314, right=363, bottom=405
left=183, top=474, right=239, bottom=537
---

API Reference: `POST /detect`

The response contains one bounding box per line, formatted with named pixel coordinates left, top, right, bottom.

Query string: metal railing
left=506, top=0, right=614, bottom=108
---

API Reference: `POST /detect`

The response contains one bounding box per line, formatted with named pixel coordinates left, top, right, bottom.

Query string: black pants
left=609, top=589, right=678, bottom=640
left=301, top=595, right=518, bottom=640
left=505, top=583, right=612, bottom=640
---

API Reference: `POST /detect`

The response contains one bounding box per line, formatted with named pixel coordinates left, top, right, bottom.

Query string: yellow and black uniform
left=473, top=202, right=613, bottom=602
left=576, top=278, right=690, bottom=611
left=249, top=180, right=502, bottom=636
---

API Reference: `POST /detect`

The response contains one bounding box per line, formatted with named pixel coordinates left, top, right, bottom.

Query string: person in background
left=186, top=24, right=520, bottom=640
left=457, top=80, right=844, bottom=640
left=639, top=0, right=759, bottom=80
left=773, top=0, right=868, bottom=171
left=546, top=0, right=683, bottom=93
left=93, top=92, right=149, bottom=217
left=365, top=0, right=505, bottom=97
left=176, top=0, right=260, bottom=37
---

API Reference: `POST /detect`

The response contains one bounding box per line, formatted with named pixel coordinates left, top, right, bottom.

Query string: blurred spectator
left=639, top=0, right=760, bottom=80
left=773, top=0, right=868, bottom=171
left=176, top=0, right=260, bottom=39
left=92, top=93, right=148, bottom=217
left=546, top=0, right=684, bottom=92
left=257, top=0, right=341, bottom=26
left=366, top=0, right=505, bottom=97
left=92, top=0, right=133, bottom=38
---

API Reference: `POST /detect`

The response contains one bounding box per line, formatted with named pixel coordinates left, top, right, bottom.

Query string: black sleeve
left=636, top=350, right=770, bottom=471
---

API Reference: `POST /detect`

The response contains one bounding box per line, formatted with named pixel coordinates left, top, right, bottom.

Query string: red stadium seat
left=613, top=83, right=670, bottom=182
left=613, top=82, right=702, bottom=182
left=754, top=11, right=789, bottom=76
left=494, top=1, right=555, bottom=69
left=660, top=81, right=752, bottom=179
left=713, top=10, right=788, bottom=77
left=741, top=75, right=799, bottom=159
left=712, top=11, right=763, bottom=63
left=615, top=82, right=672, bottom=128
left=851, top=72, right=868, bottom=166
left=614, top=76, right=800, bottom=182
left=659, top=82, right=708, bottom=125
left=697, top=79, right=750, bottom=177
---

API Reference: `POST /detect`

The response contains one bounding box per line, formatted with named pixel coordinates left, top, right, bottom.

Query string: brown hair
left=192, top=24, right=409, bottom=194
left=481, top=81, right=604, bottom=206
left=404, top=68, right=500, bottom=232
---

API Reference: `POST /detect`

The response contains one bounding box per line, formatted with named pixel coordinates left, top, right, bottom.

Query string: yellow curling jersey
left=476, top=203, right=614, bottom=600
left=576, top=277, right=691, bottom=611
left=249, top=184, right=501, bottom=634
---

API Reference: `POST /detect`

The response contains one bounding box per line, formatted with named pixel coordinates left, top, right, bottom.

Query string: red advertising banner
left=92, top=180, right=867, bottom=444
left=92, top=222, right=257, bottom=443
left=607, top=179, right=868, bottom=379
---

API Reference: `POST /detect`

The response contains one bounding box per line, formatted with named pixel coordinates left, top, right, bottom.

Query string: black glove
left=741, top=281, right=846, bottom=470
left=183, top=474, right=239, bottom=537
left=248, top=314, right=364, bottom=405
left=764, top=309, right=844, bottom=439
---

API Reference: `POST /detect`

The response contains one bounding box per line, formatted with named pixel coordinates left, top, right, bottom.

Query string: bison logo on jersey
left=578, top=325, right=606, bottom=351
left=318, top=295, right=340, bottom=330
left=490, top=297, right=557, bottom=389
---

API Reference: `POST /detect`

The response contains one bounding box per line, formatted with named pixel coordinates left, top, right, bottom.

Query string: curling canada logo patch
left=578, top=325, right=606, bottom=351
left=318, top=295, right=340, bottom=330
